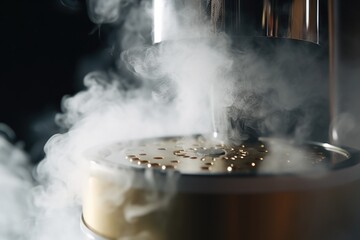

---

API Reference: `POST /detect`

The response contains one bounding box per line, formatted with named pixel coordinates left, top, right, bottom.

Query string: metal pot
left=81, top=135, right=360, bottom=240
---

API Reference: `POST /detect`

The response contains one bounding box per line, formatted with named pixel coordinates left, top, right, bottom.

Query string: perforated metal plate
left=92, top=136, right=350, bottom=174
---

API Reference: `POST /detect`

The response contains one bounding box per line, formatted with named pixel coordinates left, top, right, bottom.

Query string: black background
left=0, top=0, right=104, bottom=160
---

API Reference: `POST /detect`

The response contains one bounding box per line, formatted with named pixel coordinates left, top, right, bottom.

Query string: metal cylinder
left=329, top=0, right=360, bottom=149
left=153, top=0, right=320, bottom=44
left=81, top=136, right=360, bottom=240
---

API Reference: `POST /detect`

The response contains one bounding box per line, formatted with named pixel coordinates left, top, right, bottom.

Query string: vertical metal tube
left=153, top=0, right=320, bottom=44
left=329, top=1, right=360, bottom=149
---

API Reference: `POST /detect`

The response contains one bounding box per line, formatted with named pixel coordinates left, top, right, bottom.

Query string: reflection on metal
left=82, top=135, right=360, bottom=240
left=86, top=135, right=350, bottom=176
left=81, top=215, right=108, bottom=240
left=210, top=0, right=225, bottom=32
left=153, top=0, right=165, bottom=43
left=153, top=0, right=319, bottom=44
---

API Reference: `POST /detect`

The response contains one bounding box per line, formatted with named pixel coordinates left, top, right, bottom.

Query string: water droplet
left=163, top=165, right=175, bottom=169
left=130, top=157, right=140, bottom=162
left=147, top=163, right=161, bottom=168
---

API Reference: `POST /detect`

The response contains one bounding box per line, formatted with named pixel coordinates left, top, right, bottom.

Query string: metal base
left=80, top=215, right=109, bottom=240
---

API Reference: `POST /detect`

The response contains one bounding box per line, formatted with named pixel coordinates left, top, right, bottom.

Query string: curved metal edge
left=80, top=214, right=110, bottom=240
left=84, top=137, right=360, bottom=194
left=177, top=157, right=360, bottom=194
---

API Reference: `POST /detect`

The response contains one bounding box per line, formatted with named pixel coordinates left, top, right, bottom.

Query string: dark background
left=0, top=0, right=105, bottom=161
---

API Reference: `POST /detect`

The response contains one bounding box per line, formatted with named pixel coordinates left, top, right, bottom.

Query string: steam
left=87, top=0, right=123, bottom=24
left=28, top=1, right=234, bottom=238
left=0, top=134, right=32, bottom=240
left=21, top=0, right=331, bottom=239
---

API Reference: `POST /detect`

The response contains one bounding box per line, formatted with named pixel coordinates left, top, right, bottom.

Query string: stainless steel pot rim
left=178, top=160, right=360, bottom=193
left=84, top=136, right=360, bottom=193
left=85, top=135, right=353, bottom=174
left=86, top=159, right=360, bottom=194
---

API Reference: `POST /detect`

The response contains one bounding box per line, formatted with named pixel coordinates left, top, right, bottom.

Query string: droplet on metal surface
left=147, top=163, right=161, bottom=168
left=163, top=165, right=175, bottom=170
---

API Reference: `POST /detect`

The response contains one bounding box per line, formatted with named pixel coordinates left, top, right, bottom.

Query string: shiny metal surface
left=82, top=179, right=360, bottom=240
left=81, top=215, right=109, bottom=240
left=81, top=136, right=360, bottom=240
left=86, top=136, right=350, bottom=175
left=153, top=0, right=319, bottom=44
left=329, top=0, right=360, bottom=149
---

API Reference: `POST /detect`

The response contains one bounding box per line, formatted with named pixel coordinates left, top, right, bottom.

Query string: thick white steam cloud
left=5, top=0, right=329, bottom=239
left=27, top=1, right=234, bottom=239
left=0, top=134, right=32, bottom=240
